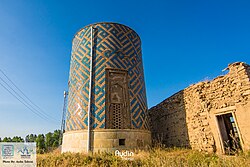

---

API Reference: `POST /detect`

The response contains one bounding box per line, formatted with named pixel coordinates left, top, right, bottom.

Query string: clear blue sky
left=0, top=0, right=249, bottom=138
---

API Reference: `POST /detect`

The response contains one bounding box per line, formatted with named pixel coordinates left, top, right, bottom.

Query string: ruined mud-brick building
left=149, top=62, right=250, bottom=154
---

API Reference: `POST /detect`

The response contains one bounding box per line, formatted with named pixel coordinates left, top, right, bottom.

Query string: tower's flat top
left=73, top=22, right=140, bottom=41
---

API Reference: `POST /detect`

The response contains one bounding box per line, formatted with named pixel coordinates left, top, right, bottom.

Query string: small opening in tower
left=119, top=139, right=125, bottom=146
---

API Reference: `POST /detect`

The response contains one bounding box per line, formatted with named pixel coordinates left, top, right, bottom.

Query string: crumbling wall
left=149, top=91, right=189, bottom=147
left=149, top=62, right=250, bottom=153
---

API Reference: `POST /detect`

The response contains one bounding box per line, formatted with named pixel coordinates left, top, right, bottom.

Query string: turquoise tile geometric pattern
left=65, top=22, right=149, bottom=131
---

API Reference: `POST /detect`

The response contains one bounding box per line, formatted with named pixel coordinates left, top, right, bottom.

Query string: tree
left=12, top=136, right=24, bottom=142
left=45, top=132, right=53, bottom=150
left=25, top=134, right=37, bottom=142
left=0, top=129, right=61, bottom=153
left=45, top=130, right=61, bottom=151
left=2, top=137, right=11, bottom=142
left=36, top=134, right=45, bottom=154
left=52, top=130, right=60, bottom=147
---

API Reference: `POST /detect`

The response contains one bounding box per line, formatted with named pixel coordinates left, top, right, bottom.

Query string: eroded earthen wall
left=149, top=62, right=250, bottom=153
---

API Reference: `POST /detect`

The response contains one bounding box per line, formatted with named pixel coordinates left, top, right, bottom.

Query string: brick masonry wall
left=149, top=62, right=250, bottom=152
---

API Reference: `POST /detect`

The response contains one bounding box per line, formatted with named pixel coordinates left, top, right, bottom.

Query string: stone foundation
left=62, top=129, right=151, bottom=153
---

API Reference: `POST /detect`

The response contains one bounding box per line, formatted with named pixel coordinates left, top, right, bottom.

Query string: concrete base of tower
left=61, top=129, right=151, bottom=153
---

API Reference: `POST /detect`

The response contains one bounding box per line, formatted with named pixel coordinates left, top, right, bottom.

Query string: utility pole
left=60, top=90, right=68, bottom=145
left=87, top=26, right=94, bottom=153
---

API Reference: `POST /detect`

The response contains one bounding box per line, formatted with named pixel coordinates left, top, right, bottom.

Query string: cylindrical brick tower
left=62, top=22, right=151, bottom=153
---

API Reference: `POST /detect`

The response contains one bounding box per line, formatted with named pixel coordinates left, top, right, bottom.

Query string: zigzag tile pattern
left=65, top=23, right=149, bottom=131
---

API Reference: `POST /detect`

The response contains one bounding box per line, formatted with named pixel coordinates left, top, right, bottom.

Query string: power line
left=0, top=76, right=50, bottom=121
left=0, top=81, right=50, bottom=121
left=0, top=69, right=58, bottom=122
left=0, top=69, right=59, bottom=124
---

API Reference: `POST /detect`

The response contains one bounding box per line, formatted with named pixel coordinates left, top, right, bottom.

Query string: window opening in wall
left=216, top=113, right=242, bottom=154
left=119, top=139, right=125, bottom=146
left=111, top=103, right=123, bottom=129
left=137, top=139, right=143, bottom=147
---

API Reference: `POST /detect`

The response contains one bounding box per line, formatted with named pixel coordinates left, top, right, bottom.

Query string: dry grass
left=37, top=148, right=250, bottom=167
